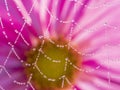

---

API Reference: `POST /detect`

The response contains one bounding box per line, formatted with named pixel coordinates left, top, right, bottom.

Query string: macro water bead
left=0, top=0, right=120, bottom=90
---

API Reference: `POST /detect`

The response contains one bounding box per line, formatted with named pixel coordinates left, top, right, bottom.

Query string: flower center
left=25, top=38, right=80, bottom=90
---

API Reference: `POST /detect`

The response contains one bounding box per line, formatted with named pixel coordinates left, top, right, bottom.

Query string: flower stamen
left=24, top=38, right=81, bottom=90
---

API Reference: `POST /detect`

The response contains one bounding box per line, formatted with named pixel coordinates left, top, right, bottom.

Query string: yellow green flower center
left=24, top=38, right=80, bottom=90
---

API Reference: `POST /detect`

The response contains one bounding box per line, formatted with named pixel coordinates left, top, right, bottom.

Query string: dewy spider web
left=0, top=0, right=120, bottom=90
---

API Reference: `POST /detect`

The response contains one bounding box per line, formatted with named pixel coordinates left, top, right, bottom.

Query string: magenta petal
left=1, top=0, right=120, bottom=90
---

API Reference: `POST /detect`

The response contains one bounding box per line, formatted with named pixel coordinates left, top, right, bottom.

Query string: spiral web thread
left=0, top=0, right=120, bottom=90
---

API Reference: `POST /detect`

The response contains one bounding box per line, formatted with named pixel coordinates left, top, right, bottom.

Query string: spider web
left=0, top=0, right=120, bottom=90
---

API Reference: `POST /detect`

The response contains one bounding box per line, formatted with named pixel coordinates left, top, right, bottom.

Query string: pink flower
left=0, top=0, right=120, bottom=90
